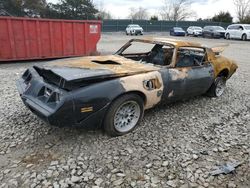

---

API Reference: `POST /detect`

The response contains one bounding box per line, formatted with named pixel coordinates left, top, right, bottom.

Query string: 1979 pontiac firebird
left=17, top=37, right=238, bottom=136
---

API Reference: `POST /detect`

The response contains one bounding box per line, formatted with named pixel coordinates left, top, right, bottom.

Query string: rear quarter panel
left=207, top=49, right=237, bottom=78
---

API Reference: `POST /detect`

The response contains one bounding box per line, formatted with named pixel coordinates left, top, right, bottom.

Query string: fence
left=102, top=19, right=230, bottom=32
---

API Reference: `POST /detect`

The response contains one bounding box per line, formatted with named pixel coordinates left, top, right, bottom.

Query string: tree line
left=0, top=0, right=104, bottom=20
left=0, top=0, right=250, bottom=23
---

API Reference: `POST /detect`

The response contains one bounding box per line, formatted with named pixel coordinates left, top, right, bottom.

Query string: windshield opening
left=116, top=41, right=174, bottom=66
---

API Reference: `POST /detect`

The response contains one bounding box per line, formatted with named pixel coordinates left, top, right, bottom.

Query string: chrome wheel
left=114, top=101, right=140, bottom=133
left=215, top=78, right=226, bottom=97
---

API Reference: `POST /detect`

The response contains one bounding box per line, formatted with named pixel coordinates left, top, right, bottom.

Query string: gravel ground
left=0, top=33, right=249, bottom=188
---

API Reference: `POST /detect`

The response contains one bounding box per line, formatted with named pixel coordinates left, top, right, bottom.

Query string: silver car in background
left=225, top=24, right=250, bottom=41
left=125, top=24, right=144, bottom=35
left=186, top=26, right=203, bottom=36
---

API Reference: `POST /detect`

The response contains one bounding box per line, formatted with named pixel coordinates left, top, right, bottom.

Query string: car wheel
left=126, top=31, right=128, bottom=35
left=226, top=33, right=230, bottom=40
left=104, top=94, right=144, bottom=136
left=242, top=34, right=247, bottom=41
left=206, top=77, right=226, bottom=97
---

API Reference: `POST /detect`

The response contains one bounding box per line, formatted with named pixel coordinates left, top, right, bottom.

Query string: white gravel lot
left=0, top=32, right=249, bottom=188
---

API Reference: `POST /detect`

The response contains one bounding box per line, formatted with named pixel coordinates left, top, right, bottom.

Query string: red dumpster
left=0, top=16, right=101, bottom=62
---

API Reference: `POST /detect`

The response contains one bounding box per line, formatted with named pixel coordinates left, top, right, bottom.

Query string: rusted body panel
left=16, top=37, right=238, bottom=129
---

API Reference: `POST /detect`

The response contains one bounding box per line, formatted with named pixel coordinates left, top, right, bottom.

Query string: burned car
left=17, top=38, right=238, bottom=136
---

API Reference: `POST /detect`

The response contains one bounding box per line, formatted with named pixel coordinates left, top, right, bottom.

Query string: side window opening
left=176, top=47, right=206, bottom=68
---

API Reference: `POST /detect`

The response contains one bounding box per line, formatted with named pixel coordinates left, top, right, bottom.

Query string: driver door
left=162, top=47, right=214, bottom=101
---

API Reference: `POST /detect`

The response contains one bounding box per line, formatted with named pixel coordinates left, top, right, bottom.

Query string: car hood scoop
left=91, top=60, right=120, bottom=65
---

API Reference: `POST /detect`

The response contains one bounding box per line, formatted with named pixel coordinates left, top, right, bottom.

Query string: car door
left=234, top=25, right=243, bottom=39
left=126, top=26, right=130, bottom=33
left=160, top=47, right=214, bottom=102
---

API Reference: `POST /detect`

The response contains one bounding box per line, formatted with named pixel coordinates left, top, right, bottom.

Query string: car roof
left=228, top=24, right=250, bottom=26
left=131, top=37, right=202, bottom=47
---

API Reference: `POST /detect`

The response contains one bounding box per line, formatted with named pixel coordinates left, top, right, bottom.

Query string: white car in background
left=126, top=24, right=144, bottom=35
left=186, top=26, right=203, bottom=36
left=225, top=24, right=250, bottom=41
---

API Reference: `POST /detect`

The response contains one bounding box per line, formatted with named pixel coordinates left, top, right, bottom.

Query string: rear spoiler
left=211, top=44, right=229, bottom=55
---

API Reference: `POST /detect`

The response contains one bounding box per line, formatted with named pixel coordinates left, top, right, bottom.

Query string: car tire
left=226, top=33, right=230, bottom=40
left=242, top=34, right=247, bottom=41
left=103, top=94, right=144, bottom=136
left=126, top=32, right=128, bottom=35
left=206, top=76, right=226, bottom=97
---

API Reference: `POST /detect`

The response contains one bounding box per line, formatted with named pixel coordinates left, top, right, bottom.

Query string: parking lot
left=0, top=32, right=249, bottom=188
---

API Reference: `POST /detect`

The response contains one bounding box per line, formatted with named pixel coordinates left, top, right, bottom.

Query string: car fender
left=118, top=71, right=164, bottom=109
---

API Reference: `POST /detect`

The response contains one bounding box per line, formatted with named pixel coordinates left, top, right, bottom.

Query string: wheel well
left=218, top=69, right=229, bottom=78
left=242, top=33, right=247, bottom=38
left=113, top=91, right=146, bottom=105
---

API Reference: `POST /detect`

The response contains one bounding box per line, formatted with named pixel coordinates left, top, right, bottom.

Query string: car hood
left=133, top=27, right=143, bottom=30
left=175, top=30, right=185, bottom=33
left=35, top=55, right=159, bottom=83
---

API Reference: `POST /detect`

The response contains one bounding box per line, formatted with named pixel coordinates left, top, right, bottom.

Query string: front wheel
left=226, top=33, right=230, bottom=40
left=206, top=77, right=226, bottom=97
left=104, top=94, right=144, bottom=136
left=242, top=34, right=247, bottom=41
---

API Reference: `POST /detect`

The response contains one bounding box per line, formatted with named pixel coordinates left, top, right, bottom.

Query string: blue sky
left=48, top=0, right=236, bottom=20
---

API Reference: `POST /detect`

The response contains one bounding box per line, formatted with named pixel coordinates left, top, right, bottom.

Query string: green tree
left=150, top=15, right=159, bottom=21
left=0, top=0, right=25, bottom=16
left=53, top=0, right=98, bottom=20
left=212, top=11, right=233, bottom=23
left=0, top=0, right=47, bottom=17
left=241, top=15, right=250, bottom=23
left=23, top=0, right=47, bottom=17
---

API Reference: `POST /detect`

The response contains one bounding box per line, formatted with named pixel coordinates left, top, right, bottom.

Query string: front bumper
left=174, top=32, right=186, bottom=36
left=213, top=32, right=225, bottom=38
left=132, top=30, right=143, bottom=35
left=194, top=32, right=202, bottom=36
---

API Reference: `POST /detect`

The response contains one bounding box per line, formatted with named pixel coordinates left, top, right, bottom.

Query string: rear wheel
left=207, top=77, right=226, bottom=97
left=242, top=34, right=247, bottom=41
left=104, top=94, right=144, bottom=136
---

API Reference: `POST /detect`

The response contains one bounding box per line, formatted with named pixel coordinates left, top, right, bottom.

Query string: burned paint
left=169, top=68, right=189, bottom=80
left=50, top=55, right=160, bottom=75
left=168, top=90, right=174, bottom=97
left=119, top=71, right=164, bottom=109
left=16, top=36, right=238, bottom=132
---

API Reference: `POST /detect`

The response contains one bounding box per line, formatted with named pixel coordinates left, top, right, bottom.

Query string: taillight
left=37, top=86, right=61, bottom=103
